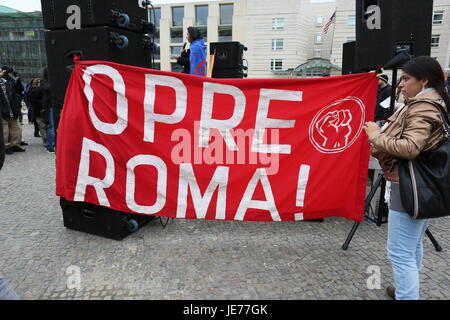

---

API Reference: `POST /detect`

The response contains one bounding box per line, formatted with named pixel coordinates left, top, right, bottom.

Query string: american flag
left=322, top=11, right=336, bottom=36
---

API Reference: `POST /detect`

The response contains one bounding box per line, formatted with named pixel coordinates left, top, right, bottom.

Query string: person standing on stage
left=173, top=27, right=207, bottom=77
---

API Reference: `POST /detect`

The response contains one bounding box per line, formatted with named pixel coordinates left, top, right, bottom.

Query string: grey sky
left=0, top=0, right=41, bottom=12
left=0, top=0, right=220, bottom=12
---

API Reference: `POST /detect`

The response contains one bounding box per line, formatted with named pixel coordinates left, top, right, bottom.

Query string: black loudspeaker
left=355, top=0, right=433, bottom=71
left=60, top=198, right=153, bottom=240
left=40, top=0, right=152, bottom=34
left=44, top=26, right=153, bottom=107
left=342, top=41, right=357, bottom=75
left=210, top=41, right=245, bottom=70
left=212, top=69, right=246, bottom=79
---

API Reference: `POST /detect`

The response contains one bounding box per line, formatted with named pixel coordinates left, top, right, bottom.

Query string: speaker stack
left=41, top=0, right=155, bottom=107
left=41, top=0, right=156, bottom=240
left=342, top=41, right=356, bottom=75
left=210, top=41, right=248, bottom=78
left=342, top=0, right=433, bottom=74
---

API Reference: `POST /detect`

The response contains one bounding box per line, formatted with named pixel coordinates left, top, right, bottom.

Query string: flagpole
left=329, top=7, right=337, bottom=60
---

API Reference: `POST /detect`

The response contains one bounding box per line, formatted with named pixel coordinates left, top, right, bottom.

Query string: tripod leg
left=342, top=221, right=360, bottom=250
left=425, top=229, right=442, bottom=252
left=342, top=173, right=384, bottom=250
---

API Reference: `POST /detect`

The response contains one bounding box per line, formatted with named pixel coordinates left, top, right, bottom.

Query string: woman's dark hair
left=401, top=56, right=450, bottom=116
left=187, top=26, right=202, bottom=42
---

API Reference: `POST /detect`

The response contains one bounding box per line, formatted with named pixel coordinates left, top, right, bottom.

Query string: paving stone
left=1, top=124, right=449, bottom=300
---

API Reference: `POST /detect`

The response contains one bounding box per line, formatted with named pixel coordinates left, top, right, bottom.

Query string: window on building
left=150, top=7, right=161, bottom=28
left=218, top=26, right=232, bottom=42
left=171, top=62, right=183, bottom=73
left=171, top=46, right=183, bottom=56
left=154, top=43, right=160, bottom=60
left=433, top=11, right=444, bottom=24
left=198, top=26, right=207, bottom=42
left=346, top=36, right=355, bottom=43
left=170, top=7, right=183, bottom=43
left=151, top=7, right=161, bottom=43
left=272, top=39, right=283, bottom=50
left=305, top=68, right=326, bottom=77
left=271, top=59, right=283, bottom=71
left=347, top=15, right=355, bottom=27
left=24, top=31, right=35, bottom=39
left=272, top=18, right=284, bottom=30
left=171, top=28, right=184, bottom=43
left=0, top=31, right=9, bottom=40
left=316, top=16, right=323, bottom=26
left=431, top=34, right=440, bottom=47
left=153, top=62, right=161, bottom=70
left=9, top=31, right=25, bottom=40
left=172, top=7, right=184, bottom=27
left=220, top=4, right=233, bottom=25
left=195, top=5, right=208, bottom=26
left=218, top=4, right=233, bottom=42
left=315, top=33, right=322, bottom=44
left=314, top=49, right=322, bottom=58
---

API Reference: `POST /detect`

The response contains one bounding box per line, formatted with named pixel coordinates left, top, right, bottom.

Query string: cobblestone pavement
left=1, top=123, right=449, bottom=300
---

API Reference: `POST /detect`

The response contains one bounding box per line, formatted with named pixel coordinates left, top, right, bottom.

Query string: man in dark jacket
left=0, top=67, right=24, bottom=153
left=374, top=74, right=392, bottom=127
left=26, top=79, right=47, bottom=144
left=40, top=68, right=56, bottom=153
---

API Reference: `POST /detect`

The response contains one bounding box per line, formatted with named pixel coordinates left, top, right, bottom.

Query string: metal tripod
left=342, top=171, right=443, bottom=251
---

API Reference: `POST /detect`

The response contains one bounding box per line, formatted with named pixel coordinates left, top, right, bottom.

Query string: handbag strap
left=400, top=99, right=450, bottom=139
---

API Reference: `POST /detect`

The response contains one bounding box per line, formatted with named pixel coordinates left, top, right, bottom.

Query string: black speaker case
left=44, top=26, right=153, bottom=107
left=355, top=0, right=433, bottom=71
left=60, top=197, right=153, bottom=240
left=210, top=41, right=244, bottom=70
left=212, top=68, right=245, bottom=79
left=41, top=0, right=149, bottom=34
left=342, top=41, right=357, bottom=75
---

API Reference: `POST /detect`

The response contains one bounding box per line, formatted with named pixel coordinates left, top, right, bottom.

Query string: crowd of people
left=0, top=66, right=56, bottom=156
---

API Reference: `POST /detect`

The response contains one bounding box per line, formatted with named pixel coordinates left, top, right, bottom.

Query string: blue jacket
left=189, top=39, right=207, bottom=77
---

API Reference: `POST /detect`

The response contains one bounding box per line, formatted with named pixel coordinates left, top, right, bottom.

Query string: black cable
left=159, top=217, right=173, bottom=229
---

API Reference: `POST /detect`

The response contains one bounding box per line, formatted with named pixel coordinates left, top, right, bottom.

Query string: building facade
left=0, top=5, right=46, bottom=83
left=0, top=1, right=448, bottom=82
left=153, top=0, right=450, bottom=78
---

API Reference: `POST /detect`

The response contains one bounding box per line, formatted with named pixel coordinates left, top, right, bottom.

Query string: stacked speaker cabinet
left=41, top=0, right=155, bottom=240
left=342, top=41, right=357, bottom=75
left=355, top=0, right=433, bottom=72
left=210, top=41, right=248, bottom=79
left=41, top=0, right=154, bottom=107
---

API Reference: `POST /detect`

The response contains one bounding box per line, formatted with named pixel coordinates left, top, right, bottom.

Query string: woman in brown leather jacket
left=364, top=56, right=450, bottom=300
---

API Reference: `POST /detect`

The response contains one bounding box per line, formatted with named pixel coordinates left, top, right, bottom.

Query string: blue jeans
left=0, top=273, right=19, bottom=300
left=387, top=209, right=429, bottom=300
left=47, top=108, right=55, bottom=150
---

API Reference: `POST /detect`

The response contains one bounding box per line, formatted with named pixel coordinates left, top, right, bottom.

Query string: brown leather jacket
left=369, top=89, right=448, bottom=182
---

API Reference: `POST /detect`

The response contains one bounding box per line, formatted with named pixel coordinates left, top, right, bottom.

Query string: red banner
left=56, top=60, right=377, bottom=222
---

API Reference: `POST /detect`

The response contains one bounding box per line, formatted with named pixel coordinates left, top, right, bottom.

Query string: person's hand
left=170, top=54, right=178, bottom=60
left=363, top=121, right=381, bottom=140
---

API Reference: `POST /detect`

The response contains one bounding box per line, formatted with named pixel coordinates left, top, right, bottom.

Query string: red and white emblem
left=309, top=97, right=366, bottom=154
